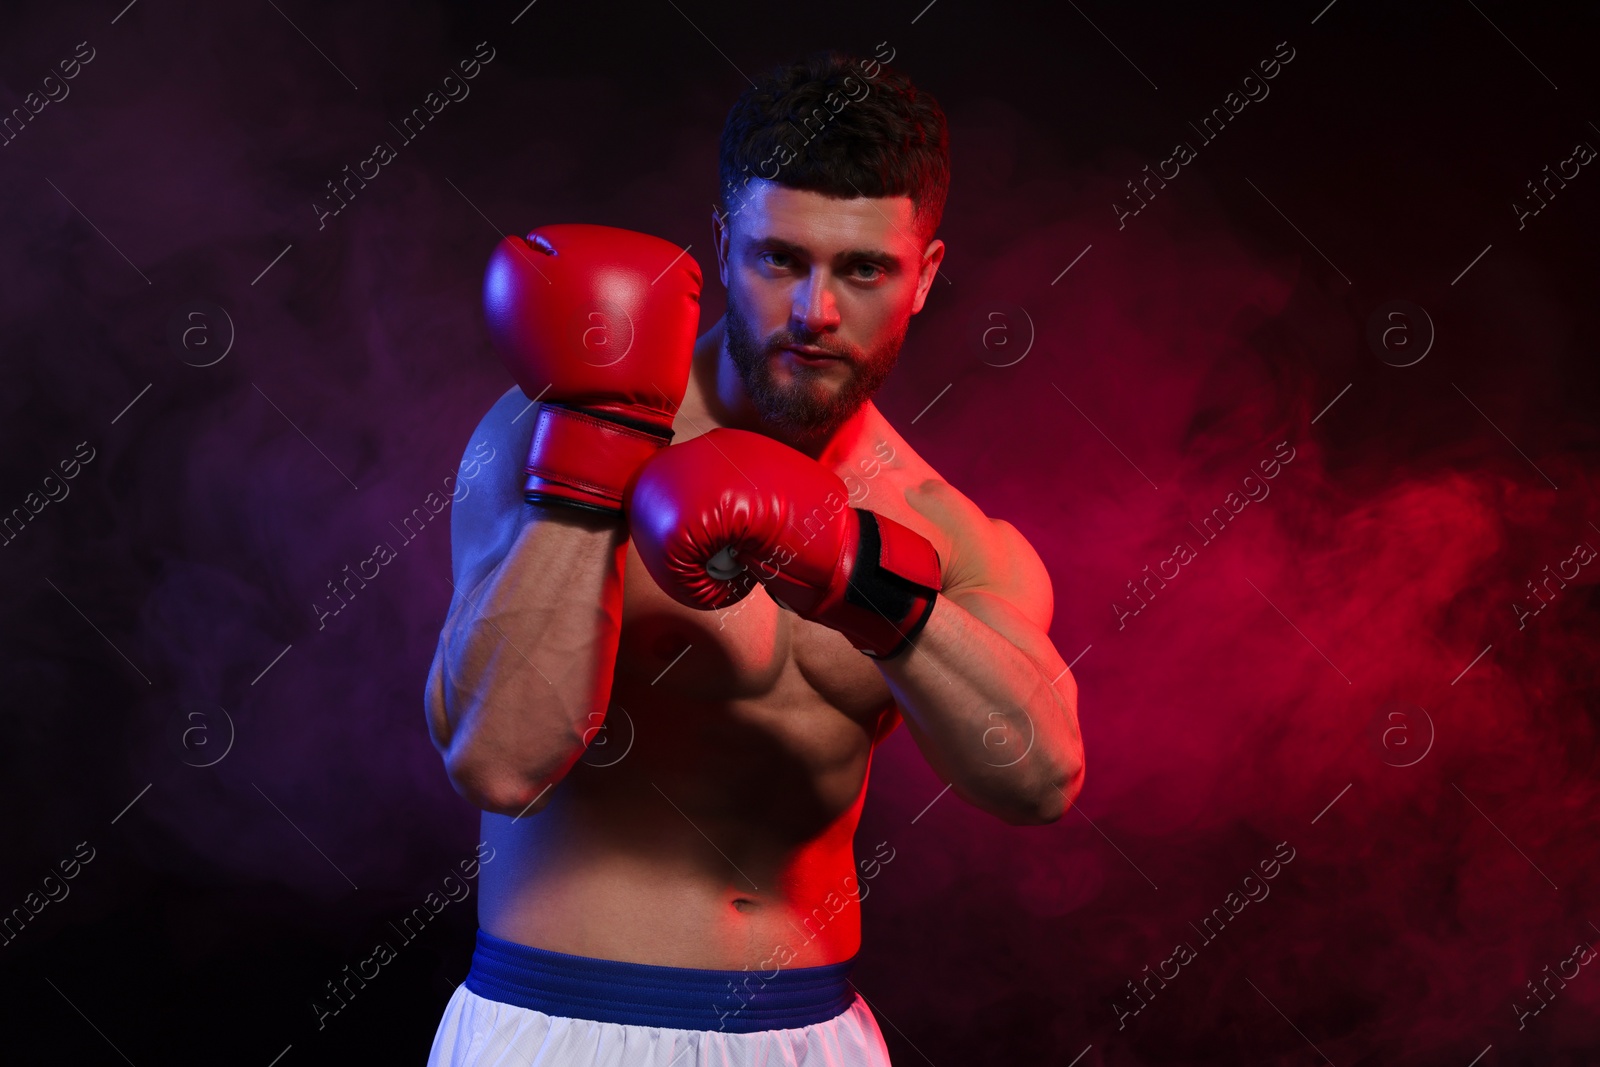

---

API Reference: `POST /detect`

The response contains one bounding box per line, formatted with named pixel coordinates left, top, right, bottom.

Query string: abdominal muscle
left=475, top=543, right=896, bottom=972
left=474, top=765, right=871, bottom=972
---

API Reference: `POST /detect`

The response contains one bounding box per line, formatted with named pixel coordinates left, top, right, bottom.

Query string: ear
left=710, top=205, right=732, bottom=288
left=910, top=238, right=945, bottom=315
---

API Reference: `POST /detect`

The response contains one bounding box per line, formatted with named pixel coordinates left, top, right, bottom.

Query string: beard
left=723, top=287, right=906, bottom=446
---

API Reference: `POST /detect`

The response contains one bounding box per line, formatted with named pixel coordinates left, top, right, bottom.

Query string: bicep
left=427, top=386, right=531, bottom=745
left=944, top=518, right=1071, bottom=695
left=946, top=584, right=1069, bottom=690
left=901, top=478, right=1068, bottom=688
left=979, top=519, right=1054, bottom=632
left=448, top=386, right=536, bottom=601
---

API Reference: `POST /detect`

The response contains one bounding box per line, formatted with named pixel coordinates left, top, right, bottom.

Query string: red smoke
left=852, top=129, right=1600, bottom=1061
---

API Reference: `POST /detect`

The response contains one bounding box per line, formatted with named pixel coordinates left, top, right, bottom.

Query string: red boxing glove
left=482, top=223, right=702, bottom=516
left=624, top=429, right=942, bottom=659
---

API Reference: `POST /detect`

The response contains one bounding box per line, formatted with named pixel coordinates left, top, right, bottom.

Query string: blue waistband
left=464, top=928, right=856, bottom=1033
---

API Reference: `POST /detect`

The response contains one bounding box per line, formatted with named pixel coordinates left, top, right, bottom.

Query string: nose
left=791, top=271, right=841, bottom=335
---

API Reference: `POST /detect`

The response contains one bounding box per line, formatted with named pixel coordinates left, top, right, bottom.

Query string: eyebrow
left=748, top=235, right=903, bottom=269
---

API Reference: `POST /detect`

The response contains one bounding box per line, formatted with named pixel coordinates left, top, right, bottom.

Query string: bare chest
left=614, top=536, right=886, bottom=720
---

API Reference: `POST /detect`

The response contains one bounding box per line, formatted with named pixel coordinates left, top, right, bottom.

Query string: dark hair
left=717, top=49, right=950, bottom=244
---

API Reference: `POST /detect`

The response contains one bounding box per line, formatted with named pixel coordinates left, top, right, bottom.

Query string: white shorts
left=427, top=929, right=893, bottom=1067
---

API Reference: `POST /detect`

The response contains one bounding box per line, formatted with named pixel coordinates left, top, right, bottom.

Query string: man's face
left=714, top=180, right=943, bottom=446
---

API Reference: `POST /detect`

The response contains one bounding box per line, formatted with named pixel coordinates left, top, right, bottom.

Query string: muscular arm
left=424, top=387, right=627, bottom=817
left=875, top=483, right=1085, bottom=826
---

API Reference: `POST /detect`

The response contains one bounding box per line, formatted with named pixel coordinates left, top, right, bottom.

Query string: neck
left=694, top=316, right=873, bottom=463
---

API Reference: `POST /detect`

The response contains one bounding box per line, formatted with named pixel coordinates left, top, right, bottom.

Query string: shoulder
left=460, top=384, right=537, bottom=492
left=903, top=480, right=1054, bottom=631
left=475, top=383, right=541, bottom=450
left=865, top=405, right=1054, bottom=632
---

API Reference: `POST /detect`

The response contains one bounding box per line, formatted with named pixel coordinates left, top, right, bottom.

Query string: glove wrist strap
left=523, top=403, right=672, bottom=516
left=810, top=509, right=942, bottom=660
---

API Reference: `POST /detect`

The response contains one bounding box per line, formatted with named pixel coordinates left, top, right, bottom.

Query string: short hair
left=717, top=50, right=950, bottom=245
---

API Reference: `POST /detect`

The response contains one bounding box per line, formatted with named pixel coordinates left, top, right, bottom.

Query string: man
left=425, top=50, right=1084, bottom=1066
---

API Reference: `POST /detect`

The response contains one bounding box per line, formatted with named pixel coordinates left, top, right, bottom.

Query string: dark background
left=3, top=0, right=1598, bottom=1063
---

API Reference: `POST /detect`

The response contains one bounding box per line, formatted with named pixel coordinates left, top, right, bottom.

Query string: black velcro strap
left=844, top=509, right=919, bottom=621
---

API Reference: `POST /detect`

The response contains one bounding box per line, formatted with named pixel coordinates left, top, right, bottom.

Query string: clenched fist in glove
left=624, top=428, right=943, bottom=660
left=482, top=223, right=702, bottom=517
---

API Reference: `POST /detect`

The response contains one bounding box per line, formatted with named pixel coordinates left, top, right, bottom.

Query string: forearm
left=876, top=593, right=1084, bottom=825
left=428, top=509, right=629, bottom=815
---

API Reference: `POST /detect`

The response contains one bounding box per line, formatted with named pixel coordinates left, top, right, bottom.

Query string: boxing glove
left=624, top=428, right=942, bottom=659
left=482, top=223, right=702, bottom=516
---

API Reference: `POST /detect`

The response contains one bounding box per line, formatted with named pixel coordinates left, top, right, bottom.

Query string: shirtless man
left=425, top=51, right=1084, bottom=1066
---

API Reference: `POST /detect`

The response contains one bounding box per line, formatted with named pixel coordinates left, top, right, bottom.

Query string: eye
left=851, top=262, right=885, bottom=281
left=759, top=251, right=794, bottom=269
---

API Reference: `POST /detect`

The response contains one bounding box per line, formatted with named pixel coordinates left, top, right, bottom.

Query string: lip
left=780, top=345, right=845, bottom=363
